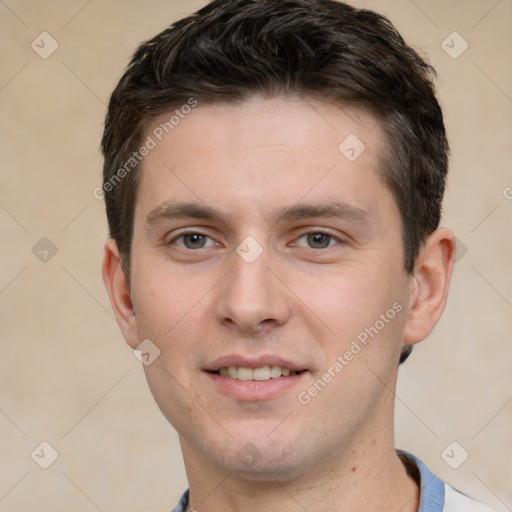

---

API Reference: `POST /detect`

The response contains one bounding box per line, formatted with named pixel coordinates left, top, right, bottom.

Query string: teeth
left=237, top=367, right=253, bottom=381
left=216, top=365, right=298, bottom=381
left=269, top=365, right=282, bottom=378
left=253, top=366, right=270, bottom=381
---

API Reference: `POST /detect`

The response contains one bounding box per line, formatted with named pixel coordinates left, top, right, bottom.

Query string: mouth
left=204, top=357, right=310, bottom=400
left=210, top=365, right=306, bottom=381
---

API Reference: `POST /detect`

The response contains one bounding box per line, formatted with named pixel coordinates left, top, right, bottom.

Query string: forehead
left=136, top=96, right=391, bottom=221
left=147, top=95, right=382, bottom=156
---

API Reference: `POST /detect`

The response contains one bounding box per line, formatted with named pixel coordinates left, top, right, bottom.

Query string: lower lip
left=205, top=371, right=309, bottom=401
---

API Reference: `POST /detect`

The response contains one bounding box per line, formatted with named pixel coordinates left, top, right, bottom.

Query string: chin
left=201, top=431, right=322, bottom=483
left=220, top=453, right=315, bottom=483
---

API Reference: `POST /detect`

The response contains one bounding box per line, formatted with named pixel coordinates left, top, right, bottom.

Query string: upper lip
left=204, top=355, right=308, bottom=372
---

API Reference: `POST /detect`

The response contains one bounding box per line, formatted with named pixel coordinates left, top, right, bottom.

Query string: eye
left=173, top=233, right=216, bottom=249
left=296, top=232, right=340, bottom=249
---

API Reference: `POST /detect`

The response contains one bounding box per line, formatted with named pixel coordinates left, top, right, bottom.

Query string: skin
left=103, top=96, right=456, bottom=512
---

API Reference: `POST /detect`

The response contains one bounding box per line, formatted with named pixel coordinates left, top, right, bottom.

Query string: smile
left=214, top=365, right=302, bottom=381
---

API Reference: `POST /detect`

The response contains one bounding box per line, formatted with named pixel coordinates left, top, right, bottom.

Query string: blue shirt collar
left=171, top=489, right=189, bottom=512
left=397, top=450, right=445, bottom=512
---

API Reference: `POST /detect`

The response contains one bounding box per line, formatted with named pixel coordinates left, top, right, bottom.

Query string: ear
left=102, top=239, right=139, bottom=349
left=402, top=228, right=456, bottom=345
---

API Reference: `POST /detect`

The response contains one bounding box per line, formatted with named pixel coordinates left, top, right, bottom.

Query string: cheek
left=131, top=257, right=211, bottom=340
left=293, top=268, right=396, bottom=336
left=292, top=263, right=408, bottom=377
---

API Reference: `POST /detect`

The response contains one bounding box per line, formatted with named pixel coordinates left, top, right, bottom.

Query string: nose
left=215, top=247, right=292, bottom=334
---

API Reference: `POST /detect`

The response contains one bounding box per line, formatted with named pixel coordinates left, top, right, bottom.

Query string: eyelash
left=294, top=231, right=343, bottom=249
left=167, top=230, right=217, bottom=249
left=167, top=229, right=344, bottom=250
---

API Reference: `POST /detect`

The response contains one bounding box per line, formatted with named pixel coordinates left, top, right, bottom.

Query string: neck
left=181, top=434, right=419, bottom=512
left=181, top=370, right=419, bottom=512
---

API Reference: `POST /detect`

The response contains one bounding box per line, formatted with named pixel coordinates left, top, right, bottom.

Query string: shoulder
left=397, top=450, right=498, bottom=512
left=443, top=483, right=498, bottom=512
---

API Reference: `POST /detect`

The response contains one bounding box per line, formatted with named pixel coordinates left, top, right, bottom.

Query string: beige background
left=1, top=0, right=511, bottom=510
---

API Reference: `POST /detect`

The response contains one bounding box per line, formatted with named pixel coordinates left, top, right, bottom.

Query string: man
left=100, top=1, right=496, bottom=510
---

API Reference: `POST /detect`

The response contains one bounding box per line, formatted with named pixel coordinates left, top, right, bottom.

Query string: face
left=124, top=97, right=414, bottom=480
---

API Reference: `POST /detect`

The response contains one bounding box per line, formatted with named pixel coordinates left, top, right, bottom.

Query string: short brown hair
left=101, top=0, right=448, bottom=285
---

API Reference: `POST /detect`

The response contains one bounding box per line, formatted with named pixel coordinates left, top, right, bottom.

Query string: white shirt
left=444, top=483, right=497, bottom=512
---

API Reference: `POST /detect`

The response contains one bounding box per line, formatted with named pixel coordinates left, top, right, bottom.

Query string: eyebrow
left=279, top=202, right=372, bottom=225
left=145, top=202, right=220, bottom=227
left=145, top=200, right=372, bottom=228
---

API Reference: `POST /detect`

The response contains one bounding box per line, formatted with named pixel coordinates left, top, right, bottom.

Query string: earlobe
left=102, top=239, right=139, bottom=349
left=402, top=228, right=456, bottom=345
